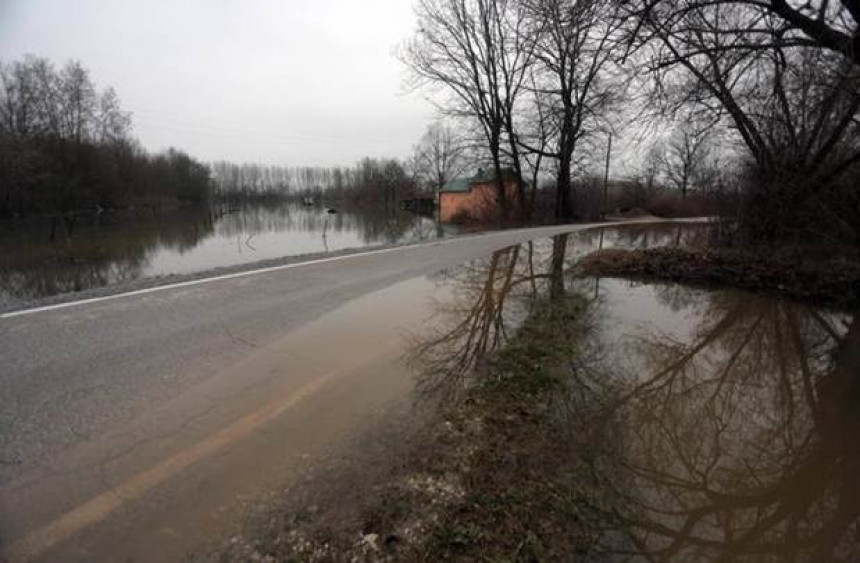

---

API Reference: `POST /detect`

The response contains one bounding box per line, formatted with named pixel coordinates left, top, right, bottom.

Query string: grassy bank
left=412, top=296, right=600, bottom=561
left=576, top=246, right=860, bottom=310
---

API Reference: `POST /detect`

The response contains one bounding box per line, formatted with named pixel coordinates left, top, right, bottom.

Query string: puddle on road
left=405, top=227, right=860, bottom=561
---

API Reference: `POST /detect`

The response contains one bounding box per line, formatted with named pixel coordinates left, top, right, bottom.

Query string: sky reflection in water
left=0, top=203, right=443, bottom=306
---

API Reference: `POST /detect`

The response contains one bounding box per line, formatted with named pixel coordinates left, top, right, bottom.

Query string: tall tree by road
left=403, top=0, right=533, bottom=221
left=521, top=0, right=623, bottom=220
left=622, top=0, right=860, bottom=243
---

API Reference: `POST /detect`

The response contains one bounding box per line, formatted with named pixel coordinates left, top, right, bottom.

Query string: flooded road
left=1, top=222, right=616, bottom=562
left=0, top=203, right=444, bottom=308
left=3, top=276, right=445, bottom=562
left=4, top=219, right=850, bottom=562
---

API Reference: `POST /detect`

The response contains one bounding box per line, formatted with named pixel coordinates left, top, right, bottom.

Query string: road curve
left=0, top=221, right=659, bottom=562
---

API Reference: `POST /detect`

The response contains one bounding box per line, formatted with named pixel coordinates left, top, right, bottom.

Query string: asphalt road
left=0, top=221, right=646, bottom=562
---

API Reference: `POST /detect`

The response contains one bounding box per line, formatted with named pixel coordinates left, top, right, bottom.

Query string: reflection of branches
left=410, top=234, right=576, bottom=397
left=549, top=233, right=569, bottom=300
left=411, top=246, right=521, bottom=395
left=401, top=223, right=858, bottom=560
left=582, top=291, right=860, bottom=561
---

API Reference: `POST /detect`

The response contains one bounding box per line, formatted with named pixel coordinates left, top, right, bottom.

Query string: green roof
left=440, top=177, right=473, bottom=192
left=439, top=168, right=517, bottom=193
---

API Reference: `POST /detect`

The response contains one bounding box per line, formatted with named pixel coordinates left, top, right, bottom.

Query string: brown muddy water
left=403, top=230, right=859, bottom=561
left=205, top=224, right=857, bottom=562
left=569, top=279, right=858, bottom=561
left=0, top=202, right=447, bottom=307
left=4, top=274, right=454, bottom=563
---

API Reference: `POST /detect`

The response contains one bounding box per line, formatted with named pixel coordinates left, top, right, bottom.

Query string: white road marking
left=0, top=220, right=683, bottom=320
left=1, top=242, right=415, bottom=319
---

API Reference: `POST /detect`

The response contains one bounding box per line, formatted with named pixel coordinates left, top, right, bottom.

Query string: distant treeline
left=210, top=157, right=420, bottom=205
left=0, top=56, right=429, bottom=219
left=0, top=56, right=211, bottom=217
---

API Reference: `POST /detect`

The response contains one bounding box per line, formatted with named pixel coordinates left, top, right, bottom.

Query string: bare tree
left=59, top=61, right=97, bottom=144
left=623, top=0, right=860, bottom=242
left=95, top=87, right=132, bottom=144
left=658, top=120, right=714, bottom=198
left=412, top=120, right=467, bottom=191
left=627, top=0, right=859, bottom=67
left=403, top=0, right=535, bottom=221
left=0, top=56, right=211, bottom=215
left=520, top=0, right=624, bottom=221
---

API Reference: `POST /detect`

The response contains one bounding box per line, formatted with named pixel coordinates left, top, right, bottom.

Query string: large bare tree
left=520, top=0, right=623, bottom=220
left=623, top=0, right=860, bottom=242
left=403, top=0, right=535, bottom=221
left=628, top=0, right=859, bottom=67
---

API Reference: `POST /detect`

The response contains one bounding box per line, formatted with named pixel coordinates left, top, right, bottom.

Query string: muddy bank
left=576, top=246, right=860, bottom=310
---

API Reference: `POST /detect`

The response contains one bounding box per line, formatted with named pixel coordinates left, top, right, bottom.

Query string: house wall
left=438, top=180, right=519, bottom=223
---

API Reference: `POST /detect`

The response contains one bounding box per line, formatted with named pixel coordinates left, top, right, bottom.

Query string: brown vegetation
left=577, top=246, right=860, bottom=309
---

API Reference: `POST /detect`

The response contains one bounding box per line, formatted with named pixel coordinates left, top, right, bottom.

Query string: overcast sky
left=0, top=0, right=435, bottom=166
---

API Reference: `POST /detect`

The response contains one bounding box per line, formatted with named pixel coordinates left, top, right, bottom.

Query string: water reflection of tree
left=0, top=204, right=440, bottom=304
left=611, top=222, right=709, bottom=250
left=411, top=234, right=572, bottom=396
left=582, top=292, right=860, bottom=562
left=408, top=227, right=650, bottom=396
left=0, top=207, right=215, bottom=303
left=212, top=204, right=438, bottom=246
left=412, top=245, right=522, bottom=394
left=406, top=227, right=859, bottom=560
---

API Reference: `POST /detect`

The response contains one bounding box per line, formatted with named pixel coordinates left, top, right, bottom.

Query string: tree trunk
left=549, top=233, right=569, bottom=300
left=555, top=153, right=573, bottom=222
left=490, top=147, right=508, bottom=223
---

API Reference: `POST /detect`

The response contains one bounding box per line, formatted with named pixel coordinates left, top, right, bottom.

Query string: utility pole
left=601, top=133, right=612, bottom=220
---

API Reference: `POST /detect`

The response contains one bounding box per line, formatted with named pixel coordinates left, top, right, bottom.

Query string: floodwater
left=588, top=282, right=857, bottom=560
left=5, top=221, right=853, bottom=562
left=2, top=274, right=448, bottom=563
left=0, top=202, right=445, bottom=307
left=408, top=228, right=859, bottom=561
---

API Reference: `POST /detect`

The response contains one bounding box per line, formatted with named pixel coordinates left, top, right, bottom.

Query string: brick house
left=437, top=169, right=520, bottom=223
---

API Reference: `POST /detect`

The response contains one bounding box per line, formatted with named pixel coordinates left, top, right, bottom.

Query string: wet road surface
left=1, top=222, right=653, bottom=562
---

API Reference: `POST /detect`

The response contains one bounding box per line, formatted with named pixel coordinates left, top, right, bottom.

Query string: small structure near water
left=437, top=169, right=519, bottom=223
left=400, top=197, right=435, bottom=215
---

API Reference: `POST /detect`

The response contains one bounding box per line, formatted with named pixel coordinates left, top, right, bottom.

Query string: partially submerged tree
left=0, top=55, right=213, bottom=216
